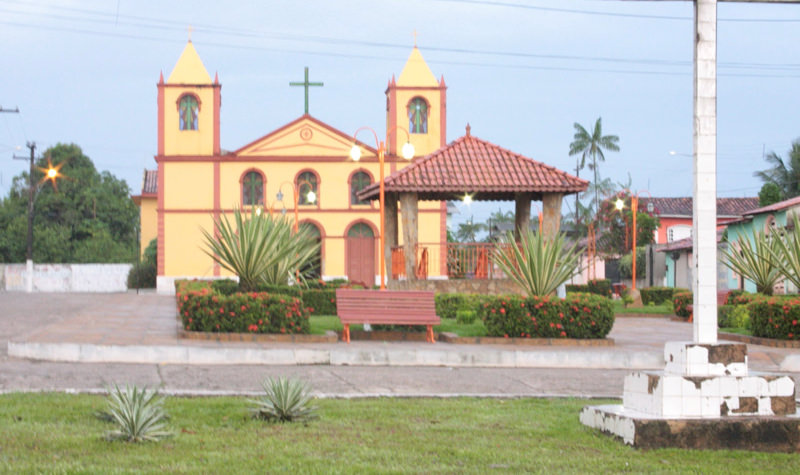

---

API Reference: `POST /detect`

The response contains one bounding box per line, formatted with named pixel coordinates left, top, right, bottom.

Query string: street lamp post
left=614, top=191, right=650, bottom=291
left=350, top=127, right=414, bottom=290
left=13, top=142, right=63, bottom=293
left=277, top=179, right=316, bottom=233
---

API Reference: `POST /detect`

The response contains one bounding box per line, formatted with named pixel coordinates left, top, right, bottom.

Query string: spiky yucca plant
left=722, top=229, right=782, bottom=295
left=492, top=229, right=583, bottom=297
left=767, top=215, right=800, bottom=291
left=202, top=208, right=320, bottom=290
left=103, top=384, right=171, bottom=442
left=248, top=377, right=317, bottom=423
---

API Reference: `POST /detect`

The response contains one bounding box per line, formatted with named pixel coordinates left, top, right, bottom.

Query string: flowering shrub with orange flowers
left=176, top=282, right=310, bottom=334
left=672, top=291, right=693, bottom=319
left=482, top=292, right=614, bottom=339
left=747, top=297, right=800, bottom=340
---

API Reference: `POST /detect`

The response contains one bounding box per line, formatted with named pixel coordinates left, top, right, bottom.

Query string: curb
left=7, top=340, right=664, bottom=369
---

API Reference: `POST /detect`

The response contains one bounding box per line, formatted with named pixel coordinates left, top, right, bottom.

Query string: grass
left=0, top=393, right=798, bottom=473
left=310, top=316, right=488, bottom=337
left=720, top=327, right=753, bottom=336
left=613, top=300, right=674, bottom=315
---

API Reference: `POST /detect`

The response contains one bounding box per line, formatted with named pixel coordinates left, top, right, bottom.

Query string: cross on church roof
left=289, top=67, right=323, bottom=115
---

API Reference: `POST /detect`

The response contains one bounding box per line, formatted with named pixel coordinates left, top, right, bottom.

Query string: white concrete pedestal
left=580, top=342, right=799, bottom=448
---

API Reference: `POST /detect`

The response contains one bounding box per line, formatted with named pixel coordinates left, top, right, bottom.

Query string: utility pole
left=13, top=141, right=38, bottom=293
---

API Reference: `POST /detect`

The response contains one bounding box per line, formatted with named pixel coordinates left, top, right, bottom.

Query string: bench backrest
left=335, top=289, right=440, bottom=325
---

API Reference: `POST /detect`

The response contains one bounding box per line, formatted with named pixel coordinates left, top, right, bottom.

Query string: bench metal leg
left=426, top=325, right=435, bottom=344
left=343, top=323, right=350, bottom=343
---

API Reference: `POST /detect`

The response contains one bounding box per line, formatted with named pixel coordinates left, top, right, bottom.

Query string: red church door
left=346, top=223, right=375, bottom=286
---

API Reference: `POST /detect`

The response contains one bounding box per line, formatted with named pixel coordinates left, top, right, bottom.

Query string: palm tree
left=569, top=117, right=620, bottom=218
left=754, top=139, right=800, bottom=199
left=455, top=216, right=486, bottom=242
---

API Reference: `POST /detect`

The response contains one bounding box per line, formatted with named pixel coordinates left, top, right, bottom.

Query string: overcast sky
left=2, top=0, right=800, bottom=230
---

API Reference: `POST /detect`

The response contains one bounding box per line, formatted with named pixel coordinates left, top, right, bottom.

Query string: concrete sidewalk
left=4, top=291, right=799, bottom=371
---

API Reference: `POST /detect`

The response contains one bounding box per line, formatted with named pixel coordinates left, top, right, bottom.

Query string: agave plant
left=722, top=228, right=782, bottom=296
left=202, top=208, right=320, bottom=290
left=103, top=384, right=171, bottom=442
left=248, top=377, right=317, bottom=423
left=492, top=229, right=583, bottom=297
left=767, top=215, right=800, bottom=291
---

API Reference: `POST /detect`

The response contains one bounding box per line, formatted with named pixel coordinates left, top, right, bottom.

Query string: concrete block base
left=582, top=342, right=799, bottom=450
left=580, top=405, right=800, bottom=452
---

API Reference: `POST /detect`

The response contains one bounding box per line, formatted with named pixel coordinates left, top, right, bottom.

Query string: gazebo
left=358, top=125, right=588, bottom=289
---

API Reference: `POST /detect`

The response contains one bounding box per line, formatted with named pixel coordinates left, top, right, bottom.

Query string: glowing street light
left=350, top=126, right=414, bottom=290
left=277, top=179, right=316, bottom=233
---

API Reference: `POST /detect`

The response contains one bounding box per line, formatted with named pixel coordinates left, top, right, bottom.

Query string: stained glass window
left=350, top=171, right=371, bottom=205
left=408, top=97, right=428, bottom=134
left=297, top=171, right=318, bottom=205
left=242, top=171, right=263, bottom=206
left=179, top=95, right=199, bottom=130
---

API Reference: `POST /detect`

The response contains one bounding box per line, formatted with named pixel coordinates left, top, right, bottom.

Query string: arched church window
left=350, top=171, right=372, bottom=205
left=178, top=94, right=199, bottom=130
left=408, top=97, right=428, bottom=134
left=297, top=171, right=318, bottom=205
left=242, top=171, right=264, bottom=206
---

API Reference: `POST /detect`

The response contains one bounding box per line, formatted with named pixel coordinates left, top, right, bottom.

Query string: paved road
left=0, top=291, right=797, bottom=398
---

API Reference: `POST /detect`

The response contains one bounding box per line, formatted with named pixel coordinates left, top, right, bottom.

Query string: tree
left=596, top=191, right=659, bottom=257
left=758, top=182, right=784, bottom=207
left=455, top=216, right=486, bottom=242
left=0, top=143, right=138, bottom=263
left=754, top=139, right=800, bottom=199
left=487, top=208, right=513, bottom=240
left=569, top=118, right=620, bottom=219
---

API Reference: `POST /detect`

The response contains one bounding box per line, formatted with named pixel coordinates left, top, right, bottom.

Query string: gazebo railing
left=391, top=242, right=510, bottom=280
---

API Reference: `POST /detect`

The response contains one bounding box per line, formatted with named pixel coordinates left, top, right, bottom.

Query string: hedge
left=482, top=292, right=614, bottom=339
left=210, top=279, right=337, bottom=315
left=435, top=293, right=488, bottom=320
left=672, top=291, right=692, bottom=319
left=747, top=297, right=800, bottom=340
left=178, top=287, right=310, bottom=334
left=640, top=287, right=674, bottom=305
left=564, top=279, right=612, bottom=298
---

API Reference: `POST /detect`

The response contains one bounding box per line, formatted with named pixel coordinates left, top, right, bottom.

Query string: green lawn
left=613, top=301, right=674, bottom=315
left=0, top=393, right=797, bottom=473
left=310, top=316, right=488, bottom=337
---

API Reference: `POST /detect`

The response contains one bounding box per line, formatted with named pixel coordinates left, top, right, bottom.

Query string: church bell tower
left=157, top=40, right=221, bottom=157
left=386, top=46, right=446, bottom=157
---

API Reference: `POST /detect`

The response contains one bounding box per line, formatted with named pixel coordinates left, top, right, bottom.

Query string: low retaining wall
left=388, top=278, right=523, bottom=295
left=3, top=264, right=132, bottom=292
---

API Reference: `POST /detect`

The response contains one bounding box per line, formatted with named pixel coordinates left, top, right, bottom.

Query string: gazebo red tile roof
left=359, top=128, right=588, bottom=201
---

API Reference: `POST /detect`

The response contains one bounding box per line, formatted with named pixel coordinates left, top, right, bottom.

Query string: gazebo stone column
left=514, top=192, right=532, bottom=240
left=399, top=192, right=418, bottom=280
left=542, top=193, right=563, bottom=238
left=384, top=192, right=399, bottom=281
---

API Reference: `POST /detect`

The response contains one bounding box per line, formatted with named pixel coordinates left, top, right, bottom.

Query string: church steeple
left=158, top=41, right=221, bottom=156
left=386, top=46, right=446, bottom=157
left=397, top=47, right=439, bottom=88
left=167, top=41, right=212, bottom=84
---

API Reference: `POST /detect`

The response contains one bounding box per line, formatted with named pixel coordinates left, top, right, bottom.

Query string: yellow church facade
left=138, top=41, right=448, bottom=293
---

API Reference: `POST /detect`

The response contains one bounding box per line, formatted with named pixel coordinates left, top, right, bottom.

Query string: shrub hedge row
left=564, top=279, right=612, bottom=297
left=672, top=291, right=692, bottom=319
left=640, top=286, right=674, bottom=305
left=434, top=293, right=491, bottom=320
left=177, top=284, right=310, bottom=334
left=482, top=292, right=614, bottom=339
left=747, top=297, right=800, bottom=340
left=210, top=279, right=337, bottom=315
left=717, top=304, right=750, bottom=329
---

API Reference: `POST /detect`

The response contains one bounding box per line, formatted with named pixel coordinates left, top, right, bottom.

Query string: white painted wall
left=3, top=264, right=132, bottom=292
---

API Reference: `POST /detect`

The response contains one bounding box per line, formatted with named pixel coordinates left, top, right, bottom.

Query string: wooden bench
left=335, top=289, right=441, bottom=343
